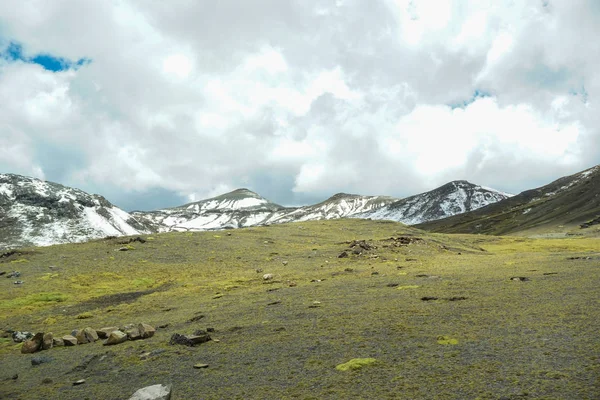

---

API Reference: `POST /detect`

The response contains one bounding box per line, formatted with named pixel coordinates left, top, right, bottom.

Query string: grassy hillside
left=416, top=166, right=600, bottom=236
left=1, top=219, right=599, bottom=399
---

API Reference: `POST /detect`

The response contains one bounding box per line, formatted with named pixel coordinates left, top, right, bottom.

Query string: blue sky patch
left=0, top=41, right=90, bottom=72
left=449, top=89, right=492, bottom=109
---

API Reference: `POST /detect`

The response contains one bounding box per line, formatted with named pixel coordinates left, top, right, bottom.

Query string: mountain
left=416, top=165, right=600, bottom=235
left=356, top=180, right=512, bottom=225
left=0, top=174, right=149, bottom=249
left=131, top=188, right=289, bottom=232
left=265, top=193, right=397, bottom=224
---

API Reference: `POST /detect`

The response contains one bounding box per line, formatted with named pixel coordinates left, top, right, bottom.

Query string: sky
left=0, top=0, right=599, bottom=211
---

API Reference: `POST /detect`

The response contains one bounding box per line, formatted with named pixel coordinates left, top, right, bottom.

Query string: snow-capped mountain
left=266, top=193, right=397, bottom=224
left=357, top=180, right=512, bottom=225
left=0, top=174, right=149, bottom=249
left=131, top=189, right=289, bottom=232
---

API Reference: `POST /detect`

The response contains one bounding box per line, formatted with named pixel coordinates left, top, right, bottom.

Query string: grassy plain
left=0, top=219, right=598, bottom=399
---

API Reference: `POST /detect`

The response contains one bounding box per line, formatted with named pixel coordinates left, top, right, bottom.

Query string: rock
left=193, top=363, right=209, bottom=369
left=42, top=333, right=53, bottom=350
left=71, top=329, right=79, bottom=336
left=7, top=271, right=20, bottom=278
left=76, top=327, right=99, bottom=344
left=31, top=355, right=52, bottom=366
left=338, top=251, right=348, bottom=258
left=169, top=333, right=211, bottom=346
left=96, top=327, right=120, bottom=339
left=117, top=247, right=130, bottom=251
left=0, top=271, right=5, bottom=276
left=21, top=332, right=44, bottom=354
left=12, top=331, right=33, bottom=343
left=510, top=276, right=530, bottom=282
left=104, top=330, right=128, bottom=345
left=255, top=268, right=263, bottom=273
left=73, top=379, right=86, bottom=386
left=52, top=338, right=64, bottom=347
left=282, top=261, right=288, bottom=266
left=262, top=273, right=274, bottom=280
left=12, top=374, right=18, bottom=380
left=42, top=378, right=53, bottom=384
left=127, top=328, right=142, bottom=341
left=138, top=323, right=156, bottom=339
left=128, top=383, right=172, bottom=400
left=62, top=335, right=78, bottom=346
left=13, top=280, right=24, bottom=284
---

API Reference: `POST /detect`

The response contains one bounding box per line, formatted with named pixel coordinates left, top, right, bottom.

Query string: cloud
left=0, top=0, right=598, bottom=210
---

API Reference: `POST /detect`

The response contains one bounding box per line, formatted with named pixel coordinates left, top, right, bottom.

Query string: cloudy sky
left=1, top=1, right=598, bottom=211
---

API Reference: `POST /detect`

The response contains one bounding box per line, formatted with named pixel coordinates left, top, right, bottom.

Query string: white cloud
left=0, top=0, right=598, bottom=208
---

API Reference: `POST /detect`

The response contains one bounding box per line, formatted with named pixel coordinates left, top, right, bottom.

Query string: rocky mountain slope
left=0, top=174, right=149, bottom=249
left=416, top=165, right=600, bottom=235
left=357, top=180, right=512, bottom=225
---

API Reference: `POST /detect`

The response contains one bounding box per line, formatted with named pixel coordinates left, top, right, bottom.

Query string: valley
left=1, top=219, right=598, bottom=399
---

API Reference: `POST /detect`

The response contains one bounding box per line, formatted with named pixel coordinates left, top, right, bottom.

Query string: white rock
left=129, top=383, right=172, bottom=400
left=263, top=273, right=274, bottom=280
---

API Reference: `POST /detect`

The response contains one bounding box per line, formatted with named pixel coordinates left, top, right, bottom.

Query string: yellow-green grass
left=0, top=219, right=598, bottom=399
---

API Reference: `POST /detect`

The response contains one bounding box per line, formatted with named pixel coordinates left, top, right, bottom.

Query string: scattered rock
left=52, top=338, right=64, bottom=347
left=405, top=258, right=418, bottom=262
left=42, top=332, right=53, bottom=350
left=31, top=355, right=52, bottom=366
left=13, top=280, right=24, bottom=285
left=139, top=323, right=155, bottom=339
left=446, top=296, right=468, bottom=301
left=62, top=335, right=78, bottom=346
left=266, top=287, right=279, bottom=292
left=371, top=271, right=379, bottom=275
left=139, top=349, right=166, bottom=360
left=255, top=268, right=263, bottom=273
left=6, top=271, right=20, bottom=278
left=206, top=327, right=215, bottom=333
left=96, top=327, right=120, bottom=339
left=421, top=296, right=439, bottom=301
left=117, top=247, right=131, bottom=251
left=510, top=277, right=530, bottom=282
left=158, top=323, right=170, bottom=329
left=310, top=279, right=323, bottom=283
left=11, top=374, right=18, bottom=380
left=386, top=283, right=399, bottom=287
left=76, top=327, right=99, bottom=344
left=21, top=332, right=44, bottom=354
left=282, top=261, right=288, bottom=266
left=344, top=268, right=354, bottom=272
left=338, top=251, right=348, bottom=258
left=0, top=271, right=5, bottom=276
left=308, top=301, right=322, bottom=308
left=126, top=328, right=142, bottom=341
left=193, top=363, right=209, bottom=369
left=288, top=281, right=297, bottom=287
left=415, top=274, right=429, bottom=277
left=12, top=331, right=33, bottom=343
left=128, top=383, right=172, bottom=400
left=169, top=333, right=211, bottom=346
left=104, top=330, right=128, bottom=345
left=188, top=314, right=205, bottom=322
left=262, top=273, right=274, bottom=281
left=73, top=379, right=86, bottom=386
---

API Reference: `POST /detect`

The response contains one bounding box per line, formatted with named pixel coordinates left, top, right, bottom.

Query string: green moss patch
left=336, top=358, right=378, bottom=371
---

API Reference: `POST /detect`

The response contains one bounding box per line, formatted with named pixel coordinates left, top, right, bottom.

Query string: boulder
left=169, top=333, right=211, bottom=346
left=128, top=383, right=172, bottom=400
left=21, top=332, right=44, bottom=354
left=126, top=328, right=142, bottom=341
left=62, top=335, right=78, bottom=346
left=138, top=323, right=155, bottom=339
left=76, top=327, right=99, bottom=344
left=52, top=338, right=64, bottom=347
left=96, top=327, right=119, bottom=339
left=104, top=330, right=128, bottom=345
left=262, top=273, right=274, bottom=280
left=42, top=333, right=53, bottom=350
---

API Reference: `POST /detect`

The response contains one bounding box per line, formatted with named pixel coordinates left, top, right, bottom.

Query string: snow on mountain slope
left=357, top=181, right=512, bottom=225
left=265, top=193, right=397, bottom=224
left=131, top=189, right=288, bottom=232
left=0, top=174, right=150, bottom=249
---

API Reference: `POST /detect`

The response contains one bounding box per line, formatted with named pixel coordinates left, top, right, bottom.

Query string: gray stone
left=76, top=327, right=99, bottom=344
left=263, top=273, right=274, bottom=280
left=104, top=330, right=128, bottom=345
left=52, top=337, right=64, bottom=347
left=42, top=332, right=53, bottom=350
left=126, top=328, right=142, bottom=341
left=96, top=326, right=119, bottom=339
left=31, top=355, right=52, bottom=366
left=138, top=323, right=155, bottom=339
left=73, top=379, right=86, bottom=386
left=62, top=335, right=78, bottom=346
left=128, top=383, right=172, bottom=400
